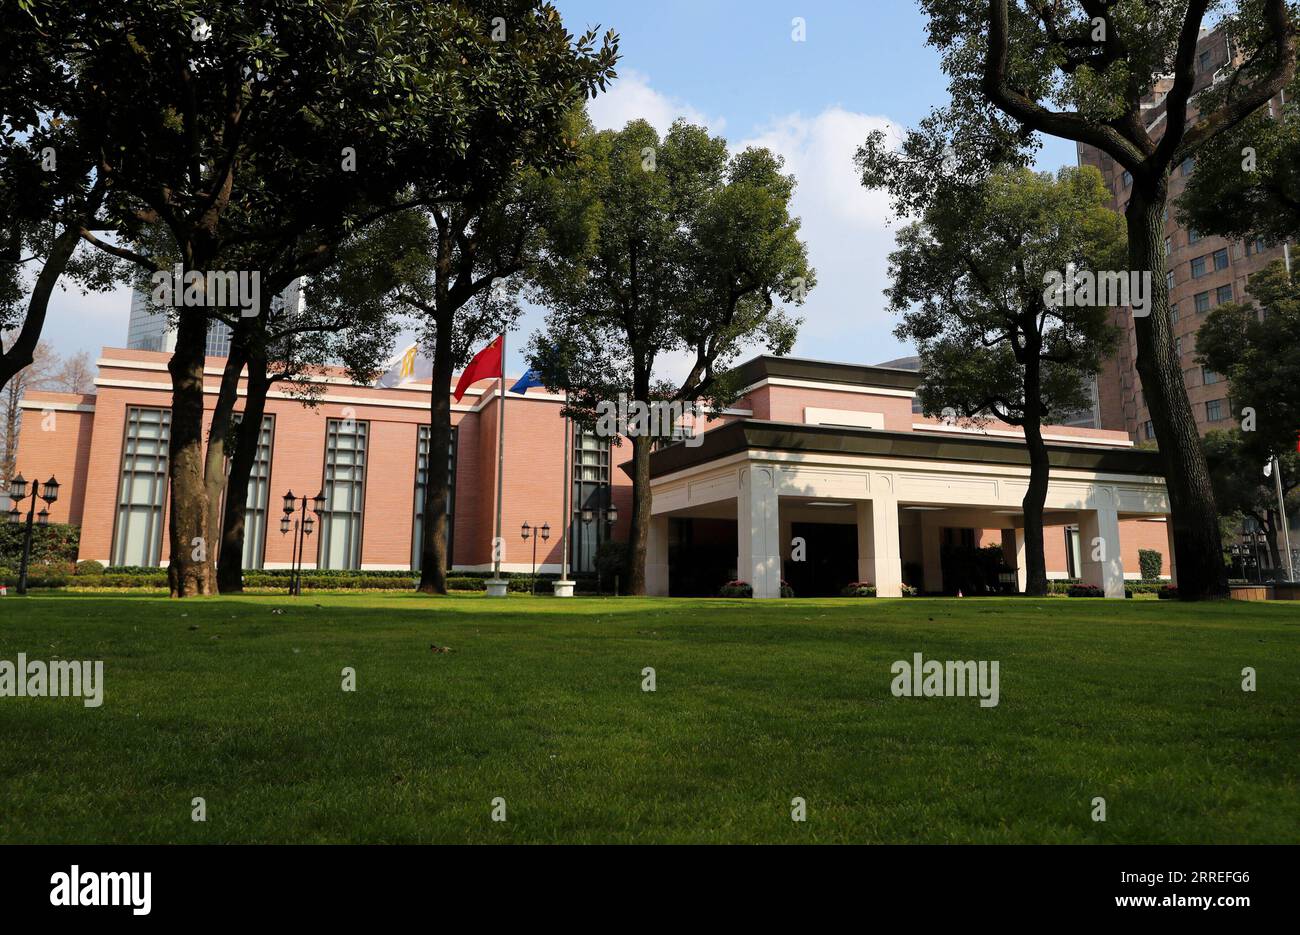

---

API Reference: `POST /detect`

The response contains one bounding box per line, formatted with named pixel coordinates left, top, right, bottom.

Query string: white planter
left=485, top=579, right=509, bottom=597
left=552, top=580, right=575, bottom=598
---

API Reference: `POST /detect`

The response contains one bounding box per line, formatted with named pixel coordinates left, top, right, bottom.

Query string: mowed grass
left=0, top=592, right=1297, bottom=843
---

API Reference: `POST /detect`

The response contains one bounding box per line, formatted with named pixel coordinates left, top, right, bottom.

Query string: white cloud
left=739, top=107, right=914, bottom=365
left=586, top=69, right=724, bottom=136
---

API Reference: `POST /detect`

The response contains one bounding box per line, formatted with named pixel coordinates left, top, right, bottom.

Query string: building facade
left=16, top=350, right=1172, bottom=597
left=1078, top=26, right=1294, bottom=441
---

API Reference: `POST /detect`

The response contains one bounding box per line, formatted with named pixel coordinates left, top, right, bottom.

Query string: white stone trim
left=737, top=376, right=916, bottom=399
left=17, top=399, right=95, bottom=413
left=911, top=421, right=1134, bottom=448
left=805, top=407, right=885, bottom=429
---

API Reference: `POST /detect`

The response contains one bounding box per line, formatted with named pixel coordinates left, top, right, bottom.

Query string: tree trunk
left=202, top=341, right=248, bottom=576
left=1021, top=418, right=1050, bottom=597
left=1127, top=185, right=1227, bottom=600
left=625, top=432, right=652, bottom=595
left=166, top=310, right=216, bottom=596
left=418, top=319, right=454, bottom=594
left=217, top=353, right=271, bottom=593
left=0, top=179, right=103, bottom=392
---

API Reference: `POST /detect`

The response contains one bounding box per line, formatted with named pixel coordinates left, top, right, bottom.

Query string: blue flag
left=509, top=369, right=545, bottom=394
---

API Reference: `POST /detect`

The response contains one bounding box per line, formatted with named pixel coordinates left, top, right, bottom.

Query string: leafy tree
left=19, top=0, right=616, bottom=595
left=0, top=3, right=122, bottom=393
left=375, top=133, right=591, bottom=594
left=879, top=166, right=1123, bottom=596
left=1196, top=261, right=1300, bottom=578
left=906, top=0, right=1297, bottom=599
left=1203, top=430, right=1300, bottom=579
left=528, top=119, right=813, bottom=594
left=1178, top=69, right=1300, bottom=244
left=1197, top=262, right=1300, bottom=459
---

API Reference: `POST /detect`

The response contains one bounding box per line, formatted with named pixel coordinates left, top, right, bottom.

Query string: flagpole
left=558, top=389, right=572, bottom=591
left=492, top=334, right=507, bottom=589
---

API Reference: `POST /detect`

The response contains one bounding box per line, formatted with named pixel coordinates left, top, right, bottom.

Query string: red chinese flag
left=452, top=335, right=504, bottom=402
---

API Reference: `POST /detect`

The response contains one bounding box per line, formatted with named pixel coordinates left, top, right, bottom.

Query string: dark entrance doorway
left=668, top=517, right=736, bottom=596
left=785, top=522, right=858, bottom=597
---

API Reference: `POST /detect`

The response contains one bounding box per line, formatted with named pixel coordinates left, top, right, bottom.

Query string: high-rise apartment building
left=1079, top=26, right=1293, bottom=441
left=125, top=279, right=306, bottom=358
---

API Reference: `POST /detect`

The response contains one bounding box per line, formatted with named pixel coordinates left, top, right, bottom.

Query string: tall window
left=112, top=407, right=171, bottom=566
left=571, top=428, right=611, bottom=573
left=319, top=418, right=368, bottom=569
left=1205, top=399, right=1225, bottom=422
left=1215, top=283, right=1233, bottom=305
left=229, top=413, right=275, bottom=569
left=1064, top=526, right=1082, bottom=578
left=412, top=425, right=457, bottom=570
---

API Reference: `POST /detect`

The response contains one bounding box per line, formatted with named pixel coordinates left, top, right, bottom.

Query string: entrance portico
left=646, top=421, right=1170, bottom=599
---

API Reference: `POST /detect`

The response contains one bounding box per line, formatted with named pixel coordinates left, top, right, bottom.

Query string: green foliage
left=1067, top=584, right=1104, bottom=598
left=1197, top=263, right=1300, bottom=460
left=1177, top=70, right=1300, bottom=244
left=880, top=165, right=1123, bottom=428
left=1138, top=549, right=1164, bottom=581
left=0, top=522, right=78, bottom=568
left=593, top=540, right=629, bottom=584
left=841, top=582, right=877, bottom=597
left=529, top=118, right=813, bottom=416
left=74, top=559, right=104, bottom=576
left=718, top=580, right=753, bottom=598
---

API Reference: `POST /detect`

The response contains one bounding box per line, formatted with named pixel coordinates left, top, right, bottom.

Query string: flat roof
left=644, top=419, right=1165, bottom=479
left=730, top=355, right=924, bottom=393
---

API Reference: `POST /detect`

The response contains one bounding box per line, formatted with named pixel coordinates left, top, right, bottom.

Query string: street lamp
left=520, top=521, right=551, bottom=594
left=7, top=473, right=59, bottom=595
left=280, top=489, right=325, bottom=596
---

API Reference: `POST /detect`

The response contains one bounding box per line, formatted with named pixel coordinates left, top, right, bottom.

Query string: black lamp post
left=520, top=521, right=551, bottom=594
left=578, top=500, right=618, bottom=594
left=280, top=489, right=325, bottom=596
left=7, top=474, right=59, bottom=596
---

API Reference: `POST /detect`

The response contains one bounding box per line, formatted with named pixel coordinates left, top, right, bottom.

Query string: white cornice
left=16, top=400, right=96, bottom=413
left=911, top=422, right=1135, bottom=449
left=738, top=376, right=916, bottom=399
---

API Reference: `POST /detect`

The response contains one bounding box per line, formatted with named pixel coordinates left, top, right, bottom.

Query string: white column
left=858, top=497, right=903, bottom=597
left=1079, top=505, right=1125, bottom=598
left=738, top=465, right=782, bottom=599
left=921, top=516, right=944, bottom=594
left=646, top=514, right=670, bottom=597
left=1165, top=517, right=1178, bottom=586
left=1012, top=527, right=1028, bottom=593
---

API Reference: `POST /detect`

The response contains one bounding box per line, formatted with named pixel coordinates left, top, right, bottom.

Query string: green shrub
left=1067, top=584, right=1104, bottom=597
left=718, top=580, right=752, bottom=598
left=594, top=540, right=628, bottom=586
left=1156, top=585, right=1179, bottom=600
left=1138, top=549, right=1163, bottom=581
left=446, top=577, right=487, bottom=591
left=841, top=582, right=876, bottom=597
left=75, top=560, right=105, bottom=576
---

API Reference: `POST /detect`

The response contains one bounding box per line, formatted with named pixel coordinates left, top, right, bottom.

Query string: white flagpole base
left=552, top=580, right=575, bottom=598
left=485, top=579, right=509, bottom=597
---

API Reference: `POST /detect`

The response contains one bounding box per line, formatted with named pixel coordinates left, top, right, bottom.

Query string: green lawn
left=0, top=592, right=1296, bottom=843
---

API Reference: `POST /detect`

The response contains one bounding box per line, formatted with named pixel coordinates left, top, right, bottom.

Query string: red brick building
left=15, top=349, right=1173, bottom=596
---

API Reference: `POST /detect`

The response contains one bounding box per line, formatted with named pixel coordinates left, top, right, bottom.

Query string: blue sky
left=44, top=0, right=1079, bottom=374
